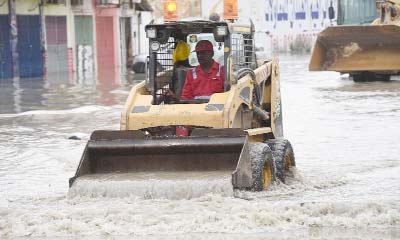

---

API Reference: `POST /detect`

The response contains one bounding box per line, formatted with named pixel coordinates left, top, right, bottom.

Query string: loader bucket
left=309, top=25, right=400, bottom=72
left=69, top=129, right=252, bottom=189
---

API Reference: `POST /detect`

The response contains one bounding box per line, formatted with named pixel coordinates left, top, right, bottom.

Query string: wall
left=244, top=0, right=338, bottom=53
left=42, top=1, right=74, bottom=77
left=137, top=11, right=152, bottom=55
left=200, top=0, right=338, bottom=53
left=72, top=1, right=96, bottom=77
left=0, top=1, right=8, bottom=14
left=15, top=0, right=39, bottom=14
left=43, top=1, right=74, bottom=49
left=95, top=5, right=121, bottom=69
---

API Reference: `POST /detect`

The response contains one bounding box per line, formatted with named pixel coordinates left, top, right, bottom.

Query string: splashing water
left=69, top=171, right=234, bottom=200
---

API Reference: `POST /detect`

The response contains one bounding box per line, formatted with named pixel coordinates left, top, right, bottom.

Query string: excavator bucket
left=69, top=129, right=252, bottom=190
left=309, top=25, right=400, bottom=72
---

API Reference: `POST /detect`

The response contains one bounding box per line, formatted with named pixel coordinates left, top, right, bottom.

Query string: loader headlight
left=216, top=26, right=228, bottom=36
left=150, top=41, right=160, bottom=52
left=146, top=28, right=157, bottom=39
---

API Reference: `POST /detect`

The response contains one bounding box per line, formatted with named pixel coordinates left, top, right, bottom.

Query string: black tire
left=352, top=73, right=363, bottom=82
left=352, top=72, right=390, bottom=82
left=249, top=142, right=276, bottom=191
left=132, top=62, right=145, bottom=73
left=265, top=139, right=295, bottom=183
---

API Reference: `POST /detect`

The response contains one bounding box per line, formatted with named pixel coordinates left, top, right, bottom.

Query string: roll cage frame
left=145, top=20, right=257, bottom=104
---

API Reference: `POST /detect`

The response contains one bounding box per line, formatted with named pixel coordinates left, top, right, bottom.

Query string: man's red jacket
left=181, top=61, right=224, bottom=100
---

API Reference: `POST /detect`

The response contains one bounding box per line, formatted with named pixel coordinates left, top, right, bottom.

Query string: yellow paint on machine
left=309, top=1, right=400, bottom=76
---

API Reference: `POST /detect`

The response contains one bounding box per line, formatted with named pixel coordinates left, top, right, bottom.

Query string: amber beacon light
left=224, top=0, right=238, bottom=20
left=164, top=0, right=178, bottom=22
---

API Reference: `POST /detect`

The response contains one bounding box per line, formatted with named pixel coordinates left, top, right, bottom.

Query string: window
left=71, top=0, right=83, bottom=6
left=45, top=0, right=66, bottom=4
left=96, top=0, right=120, bottom=6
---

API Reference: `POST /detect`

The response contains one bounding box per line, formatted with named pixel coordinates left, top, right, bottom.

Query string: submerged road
left=0, top=54, right=399, bottom=239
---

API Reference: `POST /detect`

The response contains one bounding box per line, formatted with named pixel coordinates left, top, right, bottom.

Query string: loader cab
left=145, top=21, right=257, bottom=105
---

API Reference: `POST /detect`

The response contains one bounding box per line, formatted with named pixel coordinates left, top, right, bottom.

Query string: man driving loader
left=181, top=40, right=225, bottom=99
left=168, top=40, right=225, bottom=100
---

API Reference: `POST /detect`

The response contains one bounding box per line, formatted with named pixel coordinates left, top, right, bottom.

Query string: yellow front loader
left=69, top=20, right=295, bottom=192
left=309, top=0, right=400, bottom=81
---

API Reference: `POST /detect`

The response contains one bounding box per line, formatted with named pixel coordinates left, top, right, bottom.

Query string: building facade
left=148, top=0, right=340, bottom=53
left=201, top=0, right=339, bottom=53
left=1, top=0, right=355, bottom=80
left=0, top=0, right=152, bottom=80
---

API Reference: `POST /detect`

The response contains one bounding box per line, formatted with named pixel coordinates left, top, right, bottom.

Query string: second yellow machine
left=70, top=20, right=295, bottom=191
left=309, top=0, right=400, bottom=81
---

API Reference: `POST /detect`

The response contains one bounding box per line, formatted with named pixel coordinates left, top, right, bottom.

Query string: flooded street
left=1, top=54, right=399, bottom=239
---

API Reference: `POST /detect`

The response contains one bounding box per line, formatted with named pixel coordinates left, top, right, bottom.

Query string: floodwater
left=1, top=55, right=399, bottom=239
left=69, top=171, right=234, bottom=199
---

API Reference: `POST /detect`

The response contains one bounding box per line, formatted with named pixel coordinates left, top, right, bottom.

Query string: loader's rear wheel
left=250, top=143, right=276, bottom=191
left=266, top=139, right=295, bottom=183
left=262, top=159, right=273, bottom=188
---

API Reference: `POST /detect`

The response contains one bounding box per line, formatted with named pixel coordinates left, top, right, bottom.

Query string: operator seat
left=172, top=41, right=192, bottom=98
left=174, top=66, right=191, bottom=97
